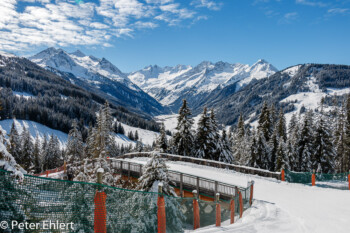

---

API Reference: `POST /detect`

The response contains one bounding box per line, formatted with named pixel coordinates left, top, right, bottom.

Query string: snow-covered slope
left=126, top=158, right=350, bottom=233
left=129, top=60, right=278, bottom=108
left=0, top=119, right=68, bottom=148
left=30, top=48, right=166, bottom=115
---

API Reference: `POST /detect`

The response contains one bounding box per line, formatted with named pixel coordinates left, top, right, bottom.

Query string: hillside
left=0, top=52, right=160, bottom=136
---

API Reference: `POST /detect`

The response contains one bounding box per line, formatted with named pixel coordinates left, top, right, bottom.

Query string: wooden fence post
left=249, top=181, right=254, bottom=206
left=193, top=190, right=200, bottom=230
left=94, top=169, right=107, bottom=233
left=180, top=173, right=183, bottom=197
left=281, top=169, right=285, bottom=181
left=215, top=193, right=221, bottom=227
left=239, top=191, right=243, bottom=218
left=312, top=169, right=316, bottom=186
left=157, top=183, right=166, bottom=233
left=230, top=194, right=235, bottom=224
left=348, top=170, right=350, bottom=191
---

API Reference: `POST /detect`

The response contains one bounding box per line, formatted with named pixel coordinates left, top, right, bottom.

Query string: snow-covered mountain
left=30, top=48, right=167, bottom=115
left=128, top=59, right=278, bottom=110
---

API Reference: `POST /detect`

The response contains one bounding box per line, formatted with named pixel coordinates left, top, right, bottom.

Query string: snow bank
left=126, top=158, right=350, bottom=233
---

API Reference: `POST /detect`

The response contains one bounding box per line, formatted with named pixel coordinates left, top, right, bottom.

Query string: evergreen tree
left=276, top=136, right=288, bottom=171
left=343, top=95, right=350, bottom=173
left=256, top=130, right=270, bottom=169
left=20, top=127, right=34, bottom=172
left=313, top=110, right=335, bottom=173
left=248, top=130, right=258, bottom=167
left=156, top=123, right=168, bottom=153
left=137, top=151, right=176, bottom=195
left=8, top=121, right=22, bottom=165
left=173, top=99, right=194, bottom=156
left=66, top=120, right=84, bottom=165
left=296, top=111, right=314, bottom=172
left=195, top=108, right=213, bottom=160
left=134, top=130, right=139, bottom=141
left=258, top=102, right=272, bottom=141
left=219, top=129, right=234, bottom=163
left=44, top=135, right=61, bottom=170
left=277, top=108, right=287, bottom=142
left=128, top=131, right=134, bottom=141
left=269, top=128, right=278, bottom=171
left=33, top=135, right=42, bottom=174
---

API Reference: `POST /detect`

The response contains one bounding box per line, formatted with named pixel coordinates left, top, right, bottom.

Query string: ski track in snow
left=125, top=157, right=350, bottom=233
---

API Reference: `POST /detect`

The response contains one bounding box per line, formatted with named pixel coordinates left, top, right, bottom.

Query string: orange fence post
left=230, top=195, right=235, bottom=224
left=348, top=171, right=350, bottom=191
left=46, top=171, right=49, bottom=177
left=312, top=169, right=316, bottom=186
left=281, top=169, right=285, bottom=181
left=215, top=193, right=221, bottom=227
left=157, top=183, right=166, bottom=233
left=249, top=181, right=254, bottom=206
left=239, top=191, right=243, bottom=218
left=193, top=190, right=200, bottom=230
left=94, top=169, right=107, bottom=233
left=94, top=191, right=107, bottom=233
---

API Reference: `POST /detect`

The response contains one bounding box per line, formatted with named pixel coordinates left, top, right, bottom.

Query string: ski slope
left=125, top=157, right=350, bottom=233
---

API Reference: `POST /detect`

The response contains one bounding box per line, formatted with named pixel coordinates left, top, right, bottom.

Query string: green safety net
left=0, top=169, right=250, bottom=233
left=285, top=169, right=349, bottom=184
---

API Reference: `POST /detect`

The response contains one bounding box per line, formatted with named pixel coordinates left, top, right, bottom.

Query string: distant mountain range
left=128, top=59, right=278, bottom=111
left=2, top=47, right=349, bottom=128
left=30, top=48, right=167, bottom=116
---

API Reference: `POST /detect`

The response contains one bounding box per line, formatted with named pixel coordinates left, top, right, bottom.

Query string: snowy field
left=124, top=157, right=350, bottom=233
left=155, top=114, right=203, bottom=132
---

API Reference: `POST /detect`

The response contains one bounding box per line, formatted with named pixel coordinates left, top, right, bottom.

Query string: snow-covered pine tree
left=7, top=121, right=22, bottom=165
left=277, top=108, right=287, bottom=142
left=173, top=99, right=194, bottom=156
left=276, top=136, right=288, bottom=171
left=248, top=129, right=258, bottom=167
left=20, top=127, right=34, bottom=172
left=258, top=102, right=273, bottom=142
left=269, top=127, right=278, bottom=171
left=137, top=151, right=176, bottom=195
left=44, top=134, right=61, bottom=170
left=209, top=109, right=228, bottom=162
left=33, top=135, right=42, bottom=174
left=256, top=130, right=270, bottom=169
left=195, top=108, right=211, bottom=159
left=219, top=128, right=234, bottom=163
left=66, top=120, right=84, bottom=165
left=313, top=107, right=335, bottom=173
left=135, top=130, right=139, bottom=141
left=156, top=123, right=168, bottom=153
left=296, top=110, right=314, bottom=172
left=341, top=95, right=350, bottom=173
left=286, top=113, right=299, bottom=171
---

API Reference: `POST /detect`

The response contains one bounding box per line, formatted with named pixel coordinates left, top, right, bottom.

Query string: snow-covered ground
left=13, top=91, right=35, bottom=100
left=0, top=119, right=68, bottom=149
left=124, top=157, right=350, bottom=233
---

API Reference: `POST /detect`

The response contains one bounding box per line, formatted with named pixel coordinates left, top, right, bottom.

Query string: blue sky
left=1, top=0, right=350, bottom=72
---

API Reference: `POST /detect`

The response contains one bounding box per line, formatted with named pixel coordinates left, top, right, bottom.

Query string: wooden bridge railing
left=118, top=152, right=281, bottom=180
left=109, top=158, right=252, bottom=202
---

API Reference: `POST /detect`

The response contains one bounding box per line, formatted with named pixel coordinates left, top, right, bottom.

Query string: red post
left=312, top=170, right=316, bottom=186
left=157, top=195, right=166, bottom=233
left=348, top=174, right=350, bottom=191
left=46, top=171, right=49, bottom=177
left=230, top=198, right=235, bottom=224
left=94, top=191, right=107, bottom=233
left=281, top=169, right=285, bottom=181
left=193, top=190, right=200, bottom=230
left=239, top=191, right=243, bottom=218
left=249, top=182, right=254, bottom=206
left=215, top=193, right=221, bottom=227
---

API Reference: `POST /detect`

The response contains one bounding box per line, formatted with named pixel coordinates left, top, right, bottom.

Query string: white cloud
left=279, top=12, right=299, bottom=24
left=0, top=0, right=219, bottom=52
left=327, top=8, right=349, bottom=15
left=295, top=0, right=327, bottom=7
left=191, top=0, right=223, bottom=11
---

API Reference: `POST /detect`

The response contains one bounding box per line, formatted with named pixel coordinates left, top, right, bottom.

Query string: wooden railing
left=118, top=152, right=281, bottom=180
left=109, top=158, right=253, bottom=202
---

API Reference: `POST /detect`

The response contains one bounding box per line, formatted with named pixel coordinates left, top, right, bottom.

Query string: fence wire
left=0, top=169, right=251, bottom=233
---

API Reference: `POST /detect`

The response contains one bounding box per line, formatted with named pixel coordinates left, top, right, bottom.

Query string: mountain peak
left=70, top=50, right=85, bottom=57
